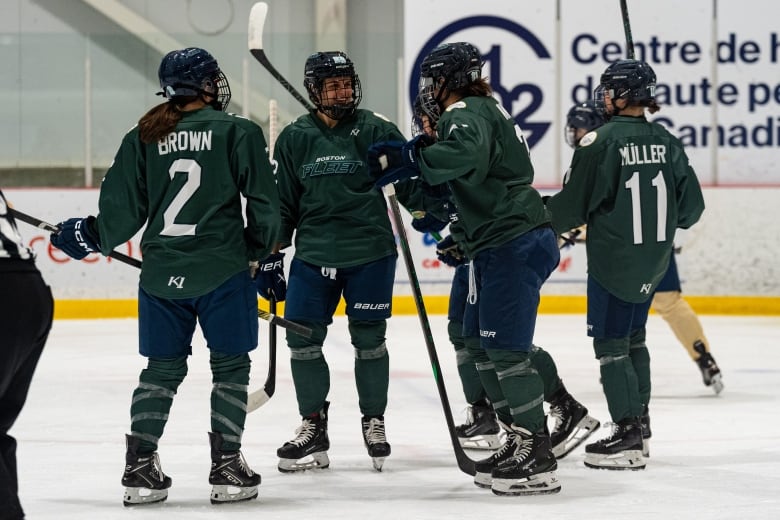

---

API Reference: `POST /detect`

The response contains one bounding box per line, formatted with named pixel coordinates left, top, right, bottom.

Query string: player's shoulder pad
left=445, top=101, right=467, bottom=112
left=579, top=130, right=598, bottom=147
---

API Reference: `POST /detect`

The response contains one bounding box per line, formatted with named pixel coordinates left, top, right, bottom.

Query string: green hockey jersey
left=547, top=115, right=705, bottom=303
left=95, top=106, right=280, bottom=298
left=416, top=96, right=549, bottom=258
left=274, top=109, right=438, bottom=267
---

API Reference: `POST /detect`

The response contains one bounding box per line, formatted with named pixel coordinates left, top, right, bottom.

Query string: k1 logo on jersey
left=409, top=16, right=552, bottom=149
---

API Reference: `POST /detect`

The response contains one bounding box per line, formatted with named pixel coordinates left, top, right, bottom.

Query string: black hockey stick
left=247, top=297, right=278, bottom=412
left=619, top=0, right=636, bottom=59
left=248, top=2, right=315, bottom=112
left=382, top=183, right=476, bottom=476
left=11, top=207, right=312, bottom=337
left=9, top=208, right=143, bottom=268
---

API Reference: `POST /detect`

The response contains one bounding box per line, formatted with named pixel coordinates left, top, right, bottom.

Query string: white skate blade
left=642, top=438, right=650, bottom=457
left=123, top=486, right=168, bottom=506
left=491, top=470, right=561, bottom=496
left=474, top=471, right=493, bottom=489
left=210, top=484, right=259, bottom=504
left=710, top=373, right=724, bottom=394
left=278, top=451, right=330, bottom=473
left=584, top=449, right=646, bottom=470
left=552, top=415, right=600, bottom=458
left=371, top=456, right=387, bottom=471
left=459, top=433, right=503, bottom=450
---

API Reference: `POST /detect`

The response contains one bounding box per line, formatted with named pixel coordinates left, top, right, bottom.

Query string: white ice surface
left=13, top=314, right=780, bottom=519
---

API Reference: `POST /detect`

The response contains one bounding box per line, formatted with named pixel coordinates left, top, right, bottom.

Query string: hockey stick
left=619, top=0, right=636, bottom=59
left=9, top=208, right=143, bottom=268
left=11, top=207, right=312, bottom=337
left=247, top=297, right=278, bottom=412
left=383, top=183, right=476, bottom=476
left=248, top=2, right=315, bottom=112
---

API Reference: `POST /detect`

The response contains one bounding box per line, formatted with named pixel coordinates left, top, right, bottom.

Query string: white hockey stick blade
left=247, top=388, right=271, bottom=413
left=248, top=2, right=268, bottom=51
left=379, top=154, right=389, bottom=171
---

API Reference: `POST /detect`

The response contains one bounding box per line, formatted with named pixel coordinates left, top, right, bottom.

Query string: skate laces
left=461, top=406, right=477, bottom=427
left=289, top=418, right=317, bottom=447
left=364, top=417, right=387, bottom=445
left=236, top=451, right=255, bottom=476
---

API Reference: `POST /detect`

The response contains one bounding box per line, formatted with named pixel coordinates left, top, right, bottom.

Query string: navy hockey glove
left=367, top=134, right=434, bottom=188
left=436, top=235, right=466, bottom=267
left=411, top=212, right=449, bottom=234
left=255, top=252, right=286, bottom=301
left=50, top=216, right=100, bottom=260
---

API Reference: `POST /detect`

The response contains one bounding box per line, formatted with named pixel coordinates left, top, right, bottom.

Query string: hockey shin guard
left=594, top=337, right=643, bottom=421
left=457, top=333, right=488, bottom=404
left=487, top=349, right=546, bottom=433
left=210, top=352, right=251, bottom=452
left=130, top=356, right=188, bottom=453
left=469, top=341, right=512, bottom=424
left=288, top=321, right=330, bottom=417
left=350, top=319, right=389, bottom=417
left=528, top=345, right=562, bottom=401
left=629, top=328, right=651, bottom=408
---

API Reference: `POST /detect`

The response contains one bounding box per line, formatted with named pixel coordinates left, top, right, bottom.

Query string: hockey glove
left=255, top=252, right=287, bottom=301
left=367, top=134, right=434, bottom=188
left=411, top=211, right=449, bottom=234
left=436, top=235, right=467, bottom=267
left=50, top=216, right=101, bottom=260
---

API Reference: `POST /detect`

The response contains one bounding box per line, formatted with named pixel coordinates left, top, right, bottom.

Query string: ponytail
left=138, top=97, right=195, bottom=144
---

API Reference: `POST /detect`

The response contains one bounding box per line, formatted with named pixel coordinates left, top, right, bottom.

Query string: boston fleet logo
left=410, top=15, right=551, bottom=149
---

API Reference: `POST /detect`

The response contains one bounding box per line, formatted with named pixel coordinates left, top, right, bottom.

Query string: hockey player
left=271, top=51, right=445, bottom=473
left=0, top=191, right=54, bottom=520
left=413, top=100, right=599, bottom=457
left=546, top=59, right=705, bottom=470
left=369, top=42, right=561, bottom=496
left=50, top=47, right=277, bottom=504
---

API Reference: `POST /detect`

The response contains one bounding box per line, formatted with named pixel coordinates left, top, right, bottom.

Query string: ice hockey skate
left=208, top=432, right=261, bottom=504
left=473, top=421, right=518, bottom=488
left=277, top=402, right=330, bottom=473
left=490, top=426, right=561, bottom=496
left=455, top=400, right=502, bottom=450
left=122, top=434, right=172, bottom=506
left=694, top=341, right=724, bottom=394
left=640, top=406, right=651, bottom=457
left=548, top=392, right=600, bottom=459
left=584, top=417, right=646, bottom=470
left=361, top=415, right=391, bottom=471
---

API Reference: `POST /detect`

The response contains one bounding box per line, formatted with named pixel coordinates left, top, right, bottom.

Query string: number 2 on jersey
left=161, top=158, right=201, bottom=236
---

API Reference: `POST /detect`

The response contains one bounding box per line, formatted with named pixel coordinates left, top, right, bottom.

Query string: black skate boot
left=122, top=434, right=172, bottom=506
left=455, top=399, right=502, bottom=450
left=473, top=421, right=518, bottom=488
left=584, top=417, right=646, bottom=470
left=277, top=402, right=330, bottom=472
left=548, top=391, right=600, bottom=459
left=208, top=432, right=261, bottom=504
left=490, top=426, right=561, bottom=496
left=694, top=341, right=723, bottom=394
left=361, top=415, right=391, bottom=471
left=640, top=406, right=651, bottom=457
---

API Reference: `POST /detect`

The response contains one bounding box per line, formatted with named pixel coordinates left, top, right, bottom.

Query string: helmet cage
left=303, top=51, right=362, bottom=120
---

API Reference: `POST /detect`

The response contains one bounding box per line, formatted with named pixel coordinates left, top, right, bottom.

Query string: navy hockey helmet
left=158, top=47, right=231, bottom=111
left=418, top=42, right=482, bottom=123
left=565, top=100, right=606, bottom=148
left=596, top=59, right=656, bottom=108
left=303, top=51, right=362, bottom=120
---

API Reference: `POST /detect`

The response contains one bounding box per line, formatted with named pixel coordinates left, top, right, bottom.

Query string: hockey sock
left=629, top=328, right=651, bottom=407
left=459, top=332, right=488, bottom=403
left=594, top=337, right=643, bottom=421
left=529, top=345, right=562, bottom=401
left=469, top=342, right=512, bottom=424
left=210, top=352, right=250, bottom=452
left=486, top=349, right=546, bottom=433
left=130, top=356, right=187, bottom=454
left=288, top=321, right=331, bottom=417
left=652, top=290, right=709, bottom=360
left=350, top=319, right=389, bottom=417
